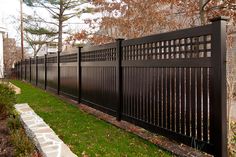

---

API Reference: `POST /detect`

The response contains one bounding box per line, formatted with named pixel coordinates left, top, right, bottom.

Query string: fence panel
left=15, top=62, right=20, bottom=79
left=121, top=25, right=213, bottom=153
left=37, top=57, right=45, bottom=88
left=81, top=44, right=117, bottom=116
left=22, top=60, right=25, bottom=80
left=46, top=56, right=57, bottom=92
left=60, top=53, right=78, bottom=99
left=26, top=59, right=30, bottom=81
left=31, top=59, right=36, bottom=84
left=14, top=17, right=227, bottom=157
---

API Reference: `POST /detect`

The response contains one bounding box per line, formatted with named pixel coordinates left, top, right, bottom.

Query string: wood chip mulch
left=0, top=116, right=14, bottom=157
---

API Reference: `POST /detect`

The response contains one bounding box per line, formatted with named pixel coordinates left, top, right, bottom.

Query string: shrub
left=0, top=82, right=35, bottom=156
left=229, top=122, right=236, bottom=156
left=0, top=83, right=16, bottom=119
left=10, top=128, right=34, bottom=157
left=7, top=111, right=21, bottom=131
left=7, top=104, right=35, bottom=156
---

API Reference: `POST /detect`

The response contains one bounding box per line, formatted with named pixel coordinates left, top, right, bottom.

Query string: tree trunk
left=58, top=0, right=63, bottom=54
left=199, top=0, right=206, bottom=25
left=20, top=0, right=24, bottom=59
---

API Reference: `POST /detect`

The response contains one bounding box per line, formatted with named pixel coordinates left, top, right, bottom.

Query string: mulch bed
left=0, top=115, right=41, bottom=157
left=0, top=116, right=14, bottom=157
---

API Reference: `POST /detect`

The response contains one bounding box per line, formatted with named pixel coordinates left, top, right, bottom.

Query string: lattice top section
left=81, top=48, right=116, bottom=62
left=31, top=59, right=36, bottom=64
left=38, top=58, right=44, bottom=64
left=24, top=59, right=30, bottom=64
left=60, top=53, right=77, bottom=63
left=47, top=56, right=57, bottom=63
left=122, top=35, right=211, bottom=61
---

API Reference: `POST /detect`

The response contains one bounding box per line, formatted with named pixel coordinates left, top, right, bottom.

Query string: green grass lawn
left=11, top=80, right=172, bottom=157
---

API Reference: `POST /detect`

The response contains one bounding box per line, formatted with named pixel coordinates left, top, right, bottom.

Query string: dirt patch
left=0, top=117, right=14, bottom=157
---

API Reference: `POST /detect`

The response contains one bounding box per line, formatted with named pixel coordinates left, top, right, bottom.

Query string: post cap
left=210, top=16, right=229, bottom=22
left=116, top=38, right=124, bottom=41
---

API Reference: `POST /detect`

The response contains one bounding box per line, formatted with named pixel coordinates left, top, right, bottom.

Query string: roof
left=0, top=26, right=6, bottom=33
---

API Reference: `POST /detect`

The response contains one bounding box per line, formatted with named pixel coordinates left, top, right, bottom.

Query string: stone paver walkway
left=15, top=103, right=77, bottom=157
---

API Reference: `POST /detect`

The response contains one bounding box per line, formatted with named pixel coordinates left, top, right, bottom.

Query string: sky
left=0, top=0, right=96, bottom=46
left=0, top=0, right=23, bottom=39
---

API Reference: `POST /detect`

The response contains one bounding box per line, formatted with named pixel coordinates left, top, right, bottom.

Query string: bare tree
left=24, top=0, right=90, bottom=54
left=24, top=13, right=57, bottom=57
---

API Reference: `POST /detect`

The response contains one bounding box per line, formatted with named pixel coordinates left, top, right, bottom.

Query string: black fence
left=14, top=17, right=228, bottom=157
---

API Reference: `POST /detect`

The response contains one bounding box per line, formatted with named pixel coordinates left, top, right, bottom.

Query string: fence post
left=15, top=62, right=17, bottom=79
left=210, top=16, right=228, bottom=157
left=57, top=51, right=60, bottom=95
left=44, top=54, right=47, bottom=90
left=116, top=38, right=124, bottom=121
left=25, top=59, right=27, bottom=80
left=16, top=62, right=18, bottom=79
left=29, top=58, right=31, bottom=82
left=20, top=59, right=22, bottom=80
left=17, top=62, right=19, bottom=79
left=36, top=56, right=38, bottom=86
left=77, top=47, right=82, bottom=104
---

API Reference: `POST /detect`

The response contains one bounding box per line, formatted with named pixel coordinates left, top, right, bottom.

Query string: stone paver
left=15, top=103, right=77, bottom=157
left=0, top=81, right=21, bottom=94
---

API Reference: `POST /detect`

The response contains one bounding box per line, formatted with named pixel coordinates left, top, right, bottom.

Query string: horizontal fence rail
left=13, top=17, right=227, bottom=157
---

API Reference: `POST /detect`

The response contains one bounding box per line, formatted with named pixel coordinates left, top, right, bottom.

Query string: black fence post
left=77, top=47, right=82, bottom=104
left=210, top=16, right=228, bottom=157
left=15, top=63, right=16, bottom=79
left=17, top=62, right=19, bottom=80
left=44, top=54, right=47, bottom=90
left=16, top=62, right=18, bottom=79
left=36, top=56, right=38, bottom=86
left=57, top=51, right=60, bottom=95
left=29, top=58, right=31, bottom=82
left=20, top=59, right=22, bottom=80
left=116, top=38, right=124, bottom=121
left=25, top=59, right=27, bottom=80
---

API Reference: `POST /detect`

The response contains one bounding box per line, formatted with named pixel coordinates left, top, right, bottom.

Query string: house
left=0, top=26, right=6, bottom=78
left=36, top=42, right=58, bottom=57
left=228, top=32, right=236, bottom=89
left=62, top=44, right=77, bottom=54
left=3, top=36, right=22, bottom=77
